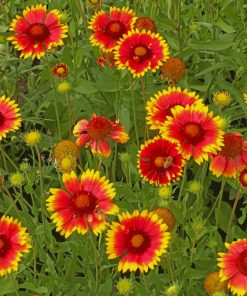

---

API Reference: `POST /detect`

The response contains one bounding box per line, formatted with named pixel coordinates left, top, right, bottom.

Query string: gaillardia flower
left=146, top=87, right=202, bottom=130
left=209, top=132, right=247, bottom=178
left=73, top=114, right=129, bottom=158
left=23, top=130, right=41, bottom=146
left=47, top=170, right=118, bottom=237
left=218, top=239, right=247, bottom=296
left=88, top=7, right=136, bottom=52
left=51, top=62, right=69, bottom=78
left=213, top=91, right=231, bottom=108
left=137, top=137, right=184, bottom=186
left=115, top=30, right=170, bottom=77
left=106, top=210, right=170, bottom=273
left=0, top=216, right=31, bottom=276
left=134, top=17, right=157, bottom=33
left=203, top=271, right=228, bottom=295
left=0, top=95, right=21, bottom=140
left=8, top=4, right=68, bottom=59
left=161, top=57, right=186, bottom=81
left=152, top=208, right=175, bottom=231
left=238, top=167, right=247, bottom=189
left=161, top=104, right=224, bottom=165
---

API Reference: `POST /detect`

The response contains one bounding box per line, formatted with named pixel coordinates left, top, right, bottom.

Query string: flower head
left=0, top=96, right=21, bottom=140
left=238, top=167, right=247, bottom=189
left=115, top=30, right=170, bottom=77
left=188, top=180, right=202, bottom=194
left=218, top=117, right=229, bottom=130
left=218, top=239, right=247, bottom=296
left=8, top=4, right=68, bottom=59
left=106, top=210, right=170, bottom=273
left=47, top=170, right=118, bottom=237
left=116, top=278, right=133, bottom=295
left=24, top=130, right=41, bottom=146
left=213, top=91, right=231, bottom=107
left=20, top=161, right=30, bottom=172
left=152, top=208, right=175, bottom=231
left=51, top=62, right=69, bottom=78
left=138, top=137, right=184, bottom=186
left=146, top=87, right=202, bottom=130
left=244, top=93, right=247, bottom=104
left=0, top=216, right=31, bottom=276
left=9, top=172, right=24, bottom=187
left=161, top=104, right=224, bottom=165
left=97, top=51, right=116, bottom=68
left=57, top=81, right=70, bottom=93
left=134, top=17, right=157, bottom=33
left=161, top=57, right=185, bottom=81
left=73, top=114, right=129, bottom=158
left=158, top=186, right=172, bottom=199
left=203, top=271, right=228, bottom=295
left=89, top=7, right=136, bottom=52
left=209, top=132, right=247, bottom=178
left=165, top=283, right=181, bottom=296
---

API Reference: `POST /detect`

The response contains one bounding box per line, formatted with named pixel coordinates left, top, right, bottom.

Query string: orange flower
left=238, top=167, right=247, bottom=189
left=203, top=271, right=228, bottom=295
left=152, top=208, right=175, bottom=231
left=161, top=57, right=185, bottom=81
left=134, top=17, right=157, bottom=33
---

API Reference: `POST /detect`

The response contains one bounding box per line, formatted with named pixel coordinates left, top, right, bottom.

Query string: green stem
left=88, top=229, right=100, bottom=293
left=65, top=91, right=73, bottom=138
left=0, top=144, right=18, bottom=170
left=226, top=190, right=241, bottom=242
left=215, top=179, right=226, bottom=227
left=0, top=143, right=7, bottom=170
left=178, top=164, right=186, bottom=202
left=130, top=76, right=140, bottom=146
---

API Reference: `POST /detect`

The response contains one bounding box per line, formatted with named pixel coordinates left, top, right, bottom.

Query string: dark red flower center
left=0, top=112, right=4, bottom=126
left=221, top=133, right=243, bottom=158
left=183, top=122, right=203, bottom=144
left=87, top=116, right=112, bottom=140
left=132, top=45, right=152, bottom=63
left=239, top=169, right=247, bottom=188
left=0, top=235, right=10, bottom=258
left=105, top=21, right=125, bottom=40
left=237, top=249, right=247, bottom=275
left=154, top=156, right=173, bottom=169
left=72, top=191, right=97, bottom=216
left=27, top=23, right=50, bottom=43
left=127, top=231, right=151, bottom=254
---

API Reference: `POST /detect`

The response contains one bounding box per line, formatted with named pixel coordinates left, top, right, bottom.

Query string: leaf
left=189, top=41, right=233, bottom=51
left=74, top=79, right=97, bottom=94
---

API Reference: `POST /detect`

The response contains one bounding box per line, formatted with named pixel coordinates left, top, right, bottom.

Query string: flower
left=9, top=172, right=24, bottom=187
left=161, top=57, right=185, bottom=81
left=115, top=30, right=170, bottom=77
left=218, top=117, right=229, bottom=130
left=106, top=210, right=170, bottom=273
left=152, top=208, right=175, bottom=231
left=8, top=4, right=68, bottom=59
left=209, top=132, right=247, bottom=178
left=0, top=216, right=31, bottom=276
left=244, top=93, right=247, bottom=104
left=57, top=81, right=70, bottom=93
left=203, top=271, right=228, bottom=295
left=116, top=278, right=133, bottom=295
left=218, top=239, right=247, bottom=296
left=239, top=167, right=247, bottom=189
left=0, top=95, right=21, bottom=140
left=51, top=62, right=69, bottom=78
left=158, top=187, right=172, bottom=199
left=161, top=104, right=224, bottom=165
left=23, top=130, right=41, bottom=146
left=134, top=17, right=157, bottom=33
left=73, top=114, right=129, bottom=158
left=165, top=283, right=181, bottom=296
left=89, top=7, right=136, bottom=52
left=213, top=91, right=231, bottom=107
left=47, top=170, right=118, bottom=238
left=138, top=137, right=184, bottom=186
left=188, top=180, right=202, bottom=194
left=20, top=161, right=30, bottom=172
left=97, top=51, right=115, bottom=68
left=146, top=87, right=202, bottom=130
left=53, top=140, right=80, bottom=173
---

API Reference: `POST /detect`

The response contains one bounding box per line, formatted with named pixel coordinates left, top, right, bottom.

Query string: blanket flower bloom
left=203, top=271, right=228, bottom=294
left=73, top=114, right=129, bottom=158
left=47, top=170, right=118, bottom=238
left=218, top=239, right=247, bottom=296
left=0, top=96, right=21, bottom=140
left=115, top=30, right=170, bottom=77
left=239, top=167, right=247, bottom=189
left=51, top=62, right=69, bottom=78
left=209, top=132, right=247, bottom=178
left=89, top=7, right=136, bottom=52
left=8, top=4, right=68, bottom=59
left=161, top=104, right=224, bottom=165
left=106, top=210, right=170, bottom=273
left=0, top=216, right=31, bottom=276
left=146, top=87, right=202, bottom=130
left=137, top=137, right=184, bottom=186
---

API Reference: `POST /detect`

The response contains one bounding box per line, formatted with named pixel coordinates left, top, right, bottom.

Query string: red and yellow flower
left=218, top=239, right=247, bottom=296
left=8, top=4, right=68, bottom=59
left=73, top=114, right=129, bottom=158
left=47, top=170, right=118, bottom=238
left=89, top=7, right=136, bottom=52
left=239, top=167, right=247, bottom=189
left=161, top=104, right=224, bottom=165
left=0, top=95, right=21, bottom=140
left=209, top=132, right=247, bottom=178
left=115, top=30, right=170, bottom=77
left=0, top=216, right=31, bottom=276
left=203, top=271, right=228, bottom=295
left=146, top=87, right=202, bottom=130
left=137, top=137, right=184, bottom=186
left=51, top=62, right=69, bottom=78
left=106, top=210, right=170, bottom=273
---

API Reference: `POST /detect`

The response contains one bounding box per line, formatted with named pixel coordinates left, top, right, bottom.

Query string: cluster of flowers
left=0, top=4, right=246, bottom=296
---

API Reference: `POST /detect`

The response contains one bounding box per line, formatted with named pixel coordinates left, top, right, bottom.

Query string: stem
left=177, top=0, right=182, bottom=50
left=88, top=229, right=100, bottom=293
left=215, top=179, right=226, bottom=227
left=65, top=91, right=73, bottom=138
left=44, top=53, right=62, bottom=138
left=226, top=190, right=241, bottom=242
left=130, top=76, right=140, bottom=146
left=0, top=144, right=18, bottom=170
left=141, top=77, right=149, bottom=141
left=0, top=143, right=7, bottom=170
left=75, top=0, right=89, bottom=32
left=178, top=164, right=186, bottom=202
